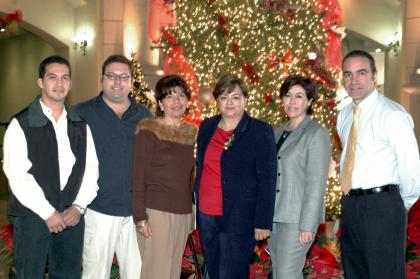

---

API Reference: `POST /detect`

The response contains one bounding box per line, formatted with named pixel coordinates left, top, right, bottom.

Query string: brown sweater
left=132, top=119, right=197, bottom=223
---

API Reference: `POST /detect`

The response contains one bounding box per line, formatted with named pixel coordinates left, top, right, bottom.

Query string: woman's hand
left=255, top=228, right=271, bottom=241
left=136, top=220, right=152, bottom=238
left=298, top=230, right=314, bottom=245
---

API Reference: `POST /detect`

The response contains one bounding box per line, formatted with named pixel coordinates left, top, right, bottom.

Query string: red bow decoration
left=231, top=41, right=240, bottom=56
left=161, top=28, right=179, bottom=45
left=241, top=63, right=260, bottom=84
left=265, top=93, right=273, bottom=105
left=302, top=58, right=337, bottom=89
left=267, top=52, right=280, bottom=69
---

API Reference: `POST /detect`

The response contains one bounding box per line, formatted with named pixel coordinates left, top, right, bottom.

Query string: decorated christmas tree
left=129, top=52, right=155, bottom=111
left=153, top=0, right=344, bottom=219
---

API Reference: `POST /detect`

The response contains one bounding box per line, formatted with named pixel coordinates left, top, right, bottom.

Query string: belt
left=347, top=184, right=399, bottom=197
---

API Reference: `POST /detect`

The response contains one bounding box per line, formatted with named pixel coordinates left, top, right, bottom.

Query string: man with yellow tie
left=337, top=50, right=420, bottom=279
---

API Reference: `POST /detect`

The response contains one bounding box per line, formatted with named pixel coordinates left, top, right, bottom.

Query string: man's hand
left=255, top=228, right=270, bottom=241
left=136, top=220, right=152, bottom=238
left=45, top=211, right=67, bottom=233
left=63, top=207, right=81, bottom=227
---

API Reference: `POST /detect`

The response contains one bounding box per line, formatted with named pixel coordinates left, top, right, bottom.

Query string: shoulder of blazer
left=199, top=115, right=220, bottom=134
left=304, top=118, right=326, bottom=135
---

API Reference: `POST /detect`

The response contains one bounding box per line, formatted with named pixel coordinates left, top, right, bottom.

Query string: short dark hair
left=101, top=54, right=133, bottom=76
left=342, top=50, right=377, bottom=75
left=155, top=75, right=191, bottom=117
left=280, top=75, right=317, bottom=114
left=38, top=55, right=71, bottom=79
left=213, top=74, right=249, bottom=99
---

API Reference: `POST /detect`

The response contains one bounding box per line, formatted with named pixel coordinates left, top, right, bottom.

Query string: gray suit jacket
left=273, top=115, right=331, bottom=233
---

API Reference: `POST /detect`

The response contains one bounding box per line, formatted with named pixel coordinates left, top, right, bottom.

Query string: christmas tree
left=129, top=52, right=155, bottom=111
left=156, top=0, right=344, bottom=219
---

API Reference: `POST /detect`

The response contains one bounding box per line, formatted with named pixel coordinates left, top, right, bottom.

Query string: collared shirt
left=74, top=93, right=152, bottom=216
left=3, top=100, right=99, bottom=220
left=337, top=89, right=420, bottom=209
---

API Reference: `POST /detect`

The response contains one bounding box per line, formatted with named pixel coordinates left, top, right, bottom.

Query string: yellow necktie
left=341, top=105, right=360, bottom=194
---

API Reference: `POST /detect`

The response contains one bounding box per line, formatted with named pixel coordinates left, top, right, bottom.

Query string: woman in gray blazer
left=268, top=75, right=331, bottom=279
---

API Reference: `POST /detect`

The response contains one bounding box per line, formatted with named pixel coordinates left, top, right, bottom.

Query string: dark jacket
left=9, top=96, right=87, bottom=217
left=194, top=112, right=277, bottom=233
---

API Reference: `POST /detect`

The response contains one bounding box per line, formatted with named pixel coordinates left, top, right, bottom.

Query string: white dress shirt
left=337, top=89, right=420, bottom=209
left=3, top=100, right=99, bottom=220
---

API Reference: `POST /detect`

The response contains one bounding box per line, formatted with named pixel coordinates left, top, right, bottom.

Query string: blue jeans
left=11, top=215, right=84, bottom=279
left=198, top=211, right=256, bottom=279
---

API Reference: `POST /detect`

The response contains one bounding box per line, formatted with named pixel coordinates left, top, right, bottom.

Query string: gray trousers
left=267, top=222, right=313, bottom=279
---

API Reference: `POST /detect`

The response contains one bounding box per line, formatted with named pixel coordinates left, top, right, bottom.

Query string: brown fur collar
left=136, top=119, right=197, bottom=145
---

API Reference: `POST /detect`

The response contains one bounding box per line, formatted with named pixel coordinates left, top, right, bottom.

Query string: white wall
left=0, top=32, right=55, bottom=123
left=0, top=0, right=102, bottom=105
left=339, top=0, right=402, bottom=102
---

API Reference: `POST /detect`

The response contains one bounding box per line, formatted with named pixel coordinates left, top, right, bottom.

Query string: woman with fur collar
left=131, top=75, right=196, bottom=279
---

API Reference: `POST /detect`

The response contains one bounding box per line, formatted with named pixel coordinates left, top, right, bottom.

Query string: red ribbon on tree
left=148, top=0, right=176, bottom=43
left=161, top=28, right=179, bottom=45
left=313, top=0, right=343, bottom=69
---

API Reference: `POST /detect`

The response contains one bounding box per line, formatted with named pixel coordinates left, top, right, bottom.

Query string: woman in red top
left=194, top=74, right=277, bottom=279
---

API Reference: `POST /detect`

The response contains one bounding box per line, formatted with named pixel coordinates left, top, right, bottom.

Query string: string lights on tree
left=151, top=0, right=344, bottom=219
left=129, top=52, right=156, bottom=111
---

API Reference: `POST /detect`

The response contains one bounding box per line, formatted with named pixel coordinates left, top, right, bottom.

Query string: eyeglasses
left=104, top=73, right=131, bottom=81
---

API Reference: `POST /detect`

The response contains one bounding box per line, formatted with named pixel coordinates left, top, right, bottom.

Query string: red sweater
left=199, top=127, right=233, bottom=215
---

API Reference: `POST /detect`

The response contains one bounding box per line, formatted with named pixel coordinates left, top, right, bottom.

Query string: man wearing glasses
left=75, top=55, right=152, bottom=278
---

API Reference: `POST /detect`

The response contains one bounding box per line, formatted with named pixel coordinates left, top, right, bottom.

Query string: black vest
left=8, top=97, right=87, bottom=217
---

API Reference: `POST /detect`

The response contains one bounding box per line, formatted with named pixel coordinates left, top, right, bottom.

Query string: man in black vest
left=2, top=55, right=99, bottom=278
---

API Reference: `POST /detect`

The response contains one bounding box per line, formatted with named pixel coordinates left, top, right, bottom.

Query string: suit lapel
left=277, top=116, right=312, bottom=152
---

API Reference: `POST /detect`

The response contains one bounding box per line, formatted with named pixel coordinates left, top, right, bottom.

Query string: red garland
left=161, top=28, right=179, bottom=45
left=0, top=10, right=22, bottom=24
left=325, top=32, right=342, bottom=69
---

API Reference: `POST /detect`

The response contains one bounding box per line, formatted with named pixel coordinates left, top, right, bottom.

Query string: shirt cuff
left=38, top=204, right=56, bottom=220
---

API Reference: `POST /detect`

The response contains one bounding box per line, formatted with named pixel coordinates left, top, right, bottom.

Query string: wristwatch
left=73, top=204, right=86, bottom=216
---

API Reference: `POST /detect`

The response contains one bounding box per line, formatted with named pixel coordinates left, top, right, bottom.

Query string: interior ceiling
left=0, top=0, right=402, bottom=42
